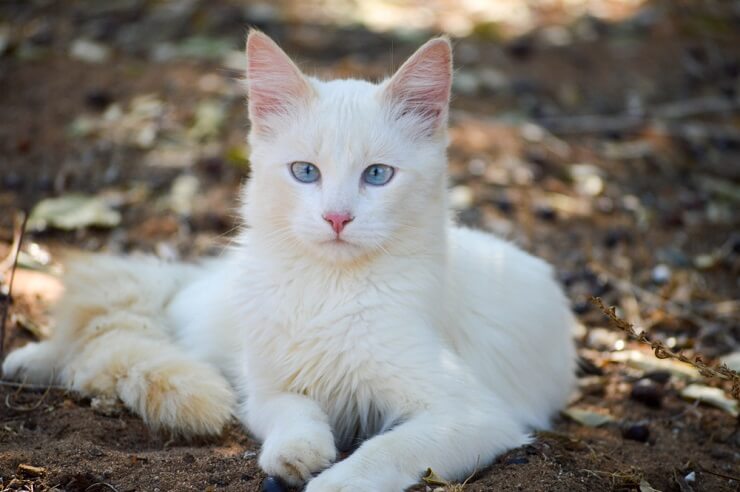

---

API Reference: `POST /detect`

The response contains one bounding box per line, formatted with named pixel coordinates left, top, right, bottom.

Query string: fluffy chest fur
left=229, top=243, right=448, bottom=447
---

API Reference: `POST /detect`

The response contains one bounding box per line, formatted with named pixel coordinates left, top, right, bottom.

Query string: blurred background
left=0, top=1, right=739, bottom=491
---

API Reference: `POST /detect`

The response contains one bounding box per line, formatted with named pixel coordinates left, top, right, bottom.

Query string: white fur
left=3, top=33, right=576, bottom=490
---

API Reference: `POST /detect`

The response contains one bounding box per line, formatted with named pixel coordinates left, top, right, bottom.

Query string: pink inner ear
left=246, top=32, right=312, bottom=124
left=385, top=38, right=452, bottom=132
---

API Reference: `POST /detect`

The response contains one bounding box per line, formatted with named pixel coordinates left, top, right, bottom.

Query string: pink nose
left=323, top=212, right=353, bottom=234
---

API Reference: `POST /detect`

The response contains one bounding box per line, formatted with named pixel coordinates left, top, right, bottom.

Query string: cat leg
left=241, top=391, right=337, bottom=486
left=2, top=340, right=63, bottom=385
left=306, top=396, right=529, bottom=492
left=64, top=324, right=235, bottom=437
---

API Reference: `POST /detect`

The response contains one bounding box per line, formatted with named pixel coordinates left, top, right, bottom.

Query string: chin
left=305, top=237, right=376, bottom=265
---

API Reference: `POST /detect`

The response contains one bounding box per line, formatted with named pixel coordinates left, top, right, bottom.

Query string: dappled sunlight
left=271, top=0, right=649, bottom=37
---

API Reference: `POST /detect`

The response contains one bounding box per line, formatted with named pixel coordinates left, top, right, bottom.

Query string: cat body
left=3, top=33, right=576, bottom=491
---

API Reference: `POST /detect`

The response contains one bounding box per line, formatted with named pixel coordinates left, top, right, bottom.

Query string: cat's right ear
left=382, top=37, right=452, bottom=138
left=245, top=31, right=314, bottom=134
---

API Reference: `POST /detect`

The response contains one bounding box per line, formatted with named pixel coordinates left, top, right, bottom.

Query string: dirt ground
left=1, top=1, right=738, bottom=491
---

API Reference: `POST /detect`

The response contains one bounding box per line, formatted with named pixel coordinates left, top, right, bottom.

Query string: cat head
left=241, top=31, right=452, bottom=264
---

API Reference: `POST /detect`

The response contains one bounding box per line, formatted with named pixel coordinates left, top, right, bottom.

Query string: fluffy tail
left=2, top=254, right=235, bottom=437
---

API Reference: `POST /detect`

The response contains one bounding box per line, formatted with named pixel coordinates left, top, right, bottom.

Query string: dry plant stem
left=4, top=378, right=53, bottom=411
left=591, top=297, right=740, bottom=400
left=698, top=465, right=740, bottom=483
left=0, top=211, right=27, bottom=361
left=0, top=379, right=67, bottom=391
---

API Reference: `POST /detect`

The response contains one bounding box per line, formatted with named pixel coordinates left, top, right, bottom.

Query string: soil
left=1, top=1, right=738, bottom=491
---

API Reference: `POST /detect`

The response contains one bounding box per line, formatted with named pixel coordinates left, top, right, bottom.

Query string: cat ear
left=245, top=31, right=314, bottom=132
left=382, top=37, right=453, bottom=136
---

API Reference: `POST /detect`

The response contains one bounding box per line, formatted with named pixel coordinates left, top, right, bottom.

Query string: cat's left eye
left=362, top=164, right=395, bottom=186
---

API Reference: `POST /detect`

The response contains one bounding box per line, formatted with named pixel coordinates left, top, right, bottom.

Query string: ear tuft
left=246, top=31, right=313, bottom=132
left=383, top=37, right=452, bottom=136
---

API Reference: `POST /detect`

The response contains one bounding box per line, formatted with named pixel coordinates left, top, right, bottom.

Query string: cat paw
left=2, top=342, right=57, bottom=385
left=304, top=467, right=377, bottom=492
left=258, top=427, right=337, bottom=486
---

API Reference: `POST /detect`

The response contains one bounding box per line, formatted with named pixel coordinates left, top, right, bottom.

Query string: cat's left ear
left=382, top=37, right=452, bottom=137
left=245, top=31, right=314, bottom=134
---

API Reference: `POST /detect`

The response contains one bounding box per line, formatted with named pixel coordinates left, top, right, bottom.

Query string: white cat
left=3, top=32, right=576, bottom=491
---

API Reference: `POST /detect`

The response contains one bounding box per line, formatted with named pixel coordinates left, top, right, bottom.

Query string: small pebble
left=643, top=371, right=671, bottom=384
left=586, top=327, right=622, bottom=351
left=261, top=476, right=287, bottom=492
left=622, top=422, right=650, bottom=442
left=505, top=457, right=529, bottom=465
left=505, top=36, right=534, bottom=60
left=199, top=156, right=224, bottom=177
left=631, top=379, right=663, bottom=408
left=643, top=370, right=671, bottom=385
left=693, top=254, right=717, bottom=270
left=572, top=299, right=591, bottom=315
left=85, top=88, right=113, bottom=110
left=651, top=264, right=671, bottom=285
left=494, top=198, right=514, bottom=215
left=731, top=235, right=740, bottom=254
left=534, top=205, right=557, bottom=222
left=603, top=230, right=622, bottom=249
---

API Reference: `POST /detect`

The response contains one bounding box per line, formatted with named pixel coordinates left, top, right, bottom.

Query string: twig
left=0, top=379, right=67, bottom=391
left=1, top=211, right=28, bottom=361
left=698, top=465, right=740, bottom=483
left=591, top=297, right=740, bottom=400
left=4, top=378, right=52, bottom=411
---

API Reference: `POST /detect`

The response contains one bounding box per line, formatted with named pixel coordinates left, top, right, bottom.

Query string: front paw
left=258, top=427, right=337, bottom=486
left=2, top=342, right=57, bottom=384
left=305, top=467, right=377, bottom=492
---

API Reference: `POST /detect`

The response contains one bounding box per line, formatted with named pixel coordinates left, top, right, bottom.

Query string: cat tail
left=2, top=253, right=235, bottom=437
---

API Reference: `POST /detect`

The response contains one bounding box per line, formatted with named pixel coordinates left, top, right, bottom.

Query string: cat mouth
left=323, top=237, right=354, bottom=246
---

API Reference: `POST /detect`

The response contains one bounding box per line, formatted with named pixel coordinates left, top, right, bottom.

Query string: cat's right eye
left=290, top=161, right=321, bottom=183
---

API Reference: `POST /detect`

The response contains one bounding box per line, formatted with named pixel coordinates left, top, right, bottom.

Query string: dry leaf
left=422, top=468, right=450, bottom=486
left=610, top=350, right=699, bottom=380
left=28, top=194, right=121, bottom=231
left=680, top=384, right=738, bottom=417
left=640, top=478, right=662, bottom=492
left=562, top=407, right=614, bottom=427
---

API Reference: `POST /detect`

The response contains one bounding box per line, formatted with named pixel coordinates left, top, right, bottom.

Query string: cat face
left=242, top=32, right=452, bottom=264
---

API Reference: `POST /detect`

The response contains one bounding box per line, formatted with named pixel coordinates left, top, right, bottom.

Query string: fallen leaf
left=226, top=145, right=250, bottom=171
left=680, top=384, right=738, bottom=417
left=422, top=468, right=450, bottom=486
left=169, top=174, right=200, bottom=216
left=610, top=350, right=700, bottom=380
left=189, top=100, right=227, bottom=141
left=28, top=194, right=121, bottom=231
left=69, top=39, right=110, bottom=63
left=562, top=406, right=614, bottom=427
left=639, top=479, right=662, bottom=492
left=17, top=464, right=46, bottom=477
left=720, top=352, right=740, bottom=372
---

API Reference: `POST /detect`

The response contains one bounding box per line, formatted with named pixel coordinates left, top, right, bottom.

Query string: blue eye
left=290, top=161, right=321, bottom=183
left=362, top=164, right=395, bottom=186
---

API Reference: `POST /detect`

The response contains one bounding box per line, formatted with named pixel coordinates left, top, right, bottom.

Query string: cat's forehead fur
left=313, top=78, right=380, bottom=102
left=269, top=77, right=409, bottom=171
